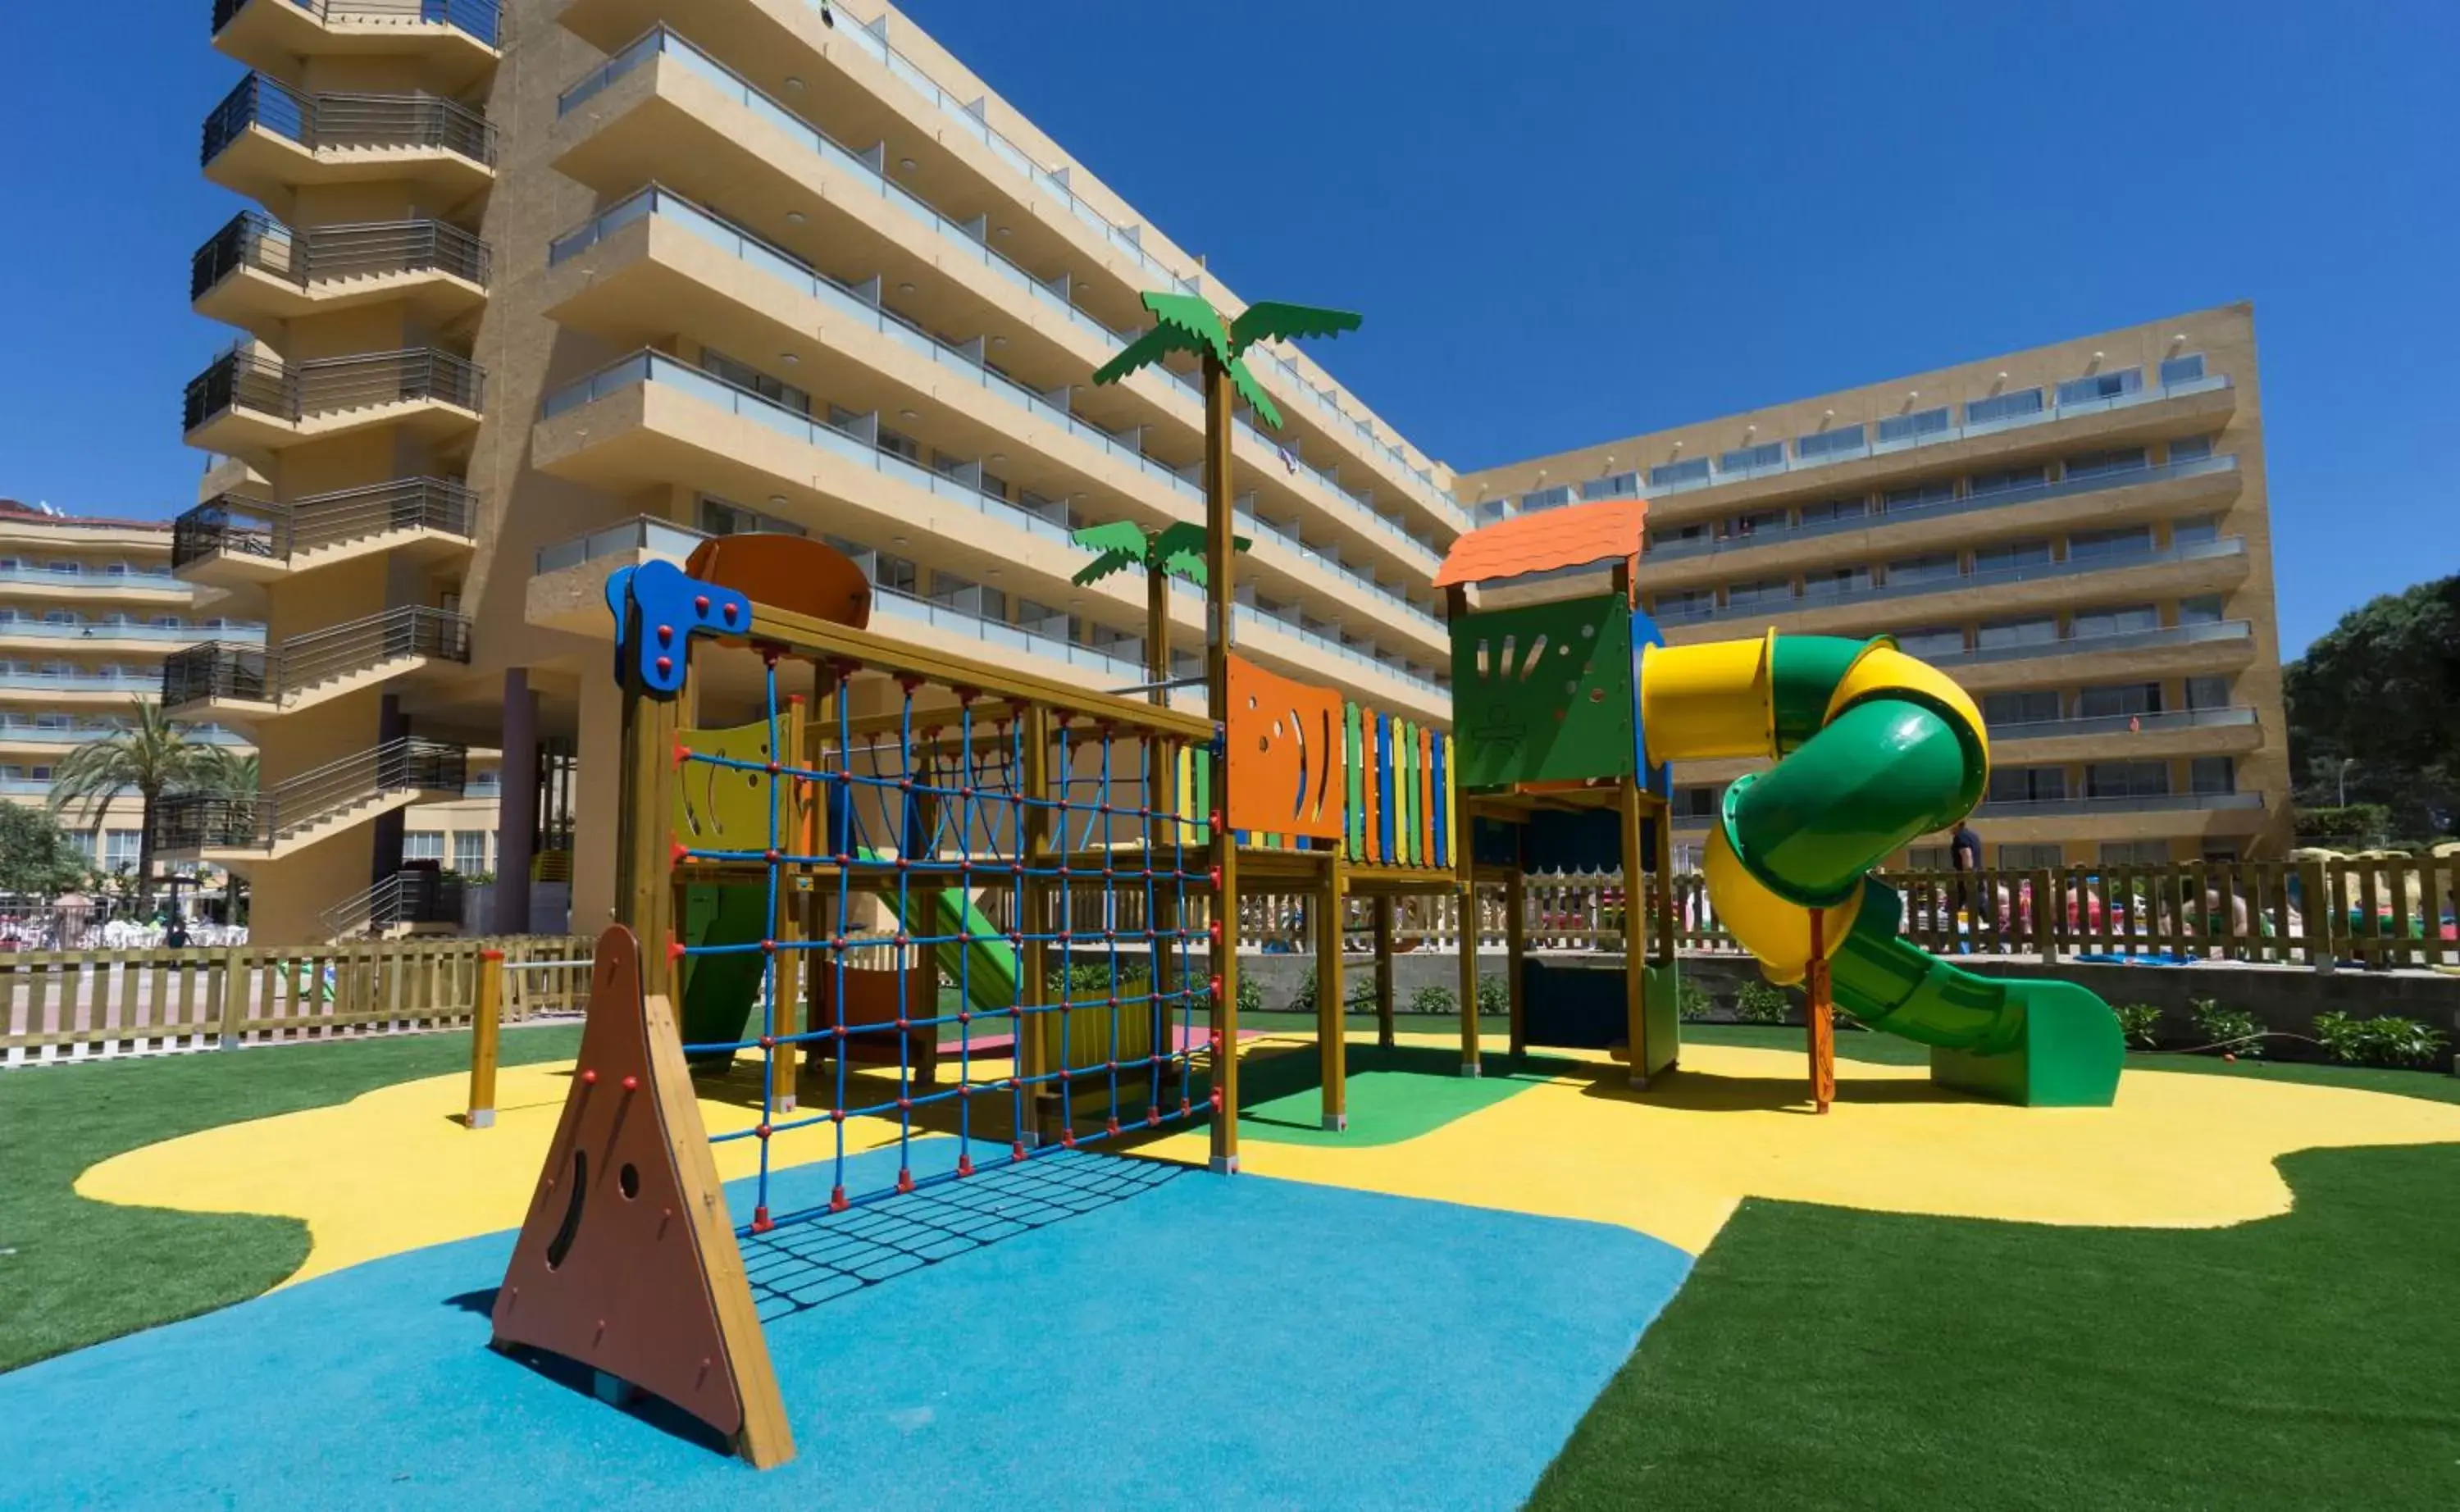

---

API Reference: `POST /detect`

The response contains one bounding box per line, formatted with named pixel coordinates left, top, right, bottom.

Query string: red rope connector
left=758, top=1035, right=774, bottom=1050
left=764, top=848, right=781, bottom=863
left=956, top=1153, right=975, bottom=1177
left=829, top=1107, right=845, bottom=1123
left=622, top=1074, right=640, bottom=1092
left=1146, top=1106, right=1162, bottom=1127
left=750, top=1205, right=773, bottom=1233
left=754, top=1123, right=772, bottom=1141
left=1011, top=1141, right=1028, bottom=1164
left=1060, top=1128, right=1077, bottom=1149
left=1209, top=1090, right=1224, bottom=1111
left=667, top=939, right=686, bottom=965
left=760, top=938, right=777, bottom=955
left=581, top=1068, right=598, bottom=1086
left=1180, top=1096, right=1192, bottom=1116
left=895, top=1168, right=914, bottom=1194
left=829, top=1186, right=848, bottom=1213
left=1210, top=975, right=1224, bottom=1000
left=1106, top=1116, right=1120, bottom=1136
left=672, top=742, right=691, bottom=767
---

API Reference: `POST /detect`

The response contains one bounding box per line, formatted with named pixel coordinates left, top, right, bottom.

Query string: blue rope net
left=672, top=655, right=1212, bottom=1238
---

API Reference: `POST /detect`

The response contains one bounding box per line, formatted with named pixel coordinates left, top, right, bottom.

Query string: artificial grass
left=0, top=1026, right=581, bottom=1374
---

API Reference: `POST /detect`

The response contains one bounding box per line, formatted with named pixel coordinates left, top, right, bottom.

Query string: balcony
left=213, top=2, right=499, bottom=91
left=1985, top=705, right=2265, bottom=763
left=0, top=721, right=248, bottom=749
left=1644, top=453, right=2242, bottom=566
left=182, top=347, right=484, bottom=455
left=0, top=671, right=169, bottom=702
left=544, top=186, right=1443, bottom=640
left=151, top=736, right=468, bottom=865
left=0, top=615, right=258, bottom=649
left=1651, top=538, right=2250, bottom=631
left=549, top=33, right=1449, bottom=577
left=191, top=212, right=489, bottom=335
left=162, top=605, right=471, bottom=722
left=201, top=73, right=496, bottom=206
left=0, top=564, right=186, bottom=601
left=1925, top=617, right=2255, bottom=672
left=1974, top=790, right=2266, bottom=820
left=171, top=479, right=476, bottom=595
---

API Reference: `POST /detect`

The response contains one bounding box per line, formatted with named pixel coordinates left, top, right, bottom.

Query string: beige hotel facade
left=172, top=0, right=2289, bottom=943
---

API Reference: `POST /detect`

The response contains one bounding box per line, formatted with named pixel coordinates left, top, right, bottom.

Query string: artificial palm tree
left=1068, top=519, right=1250, bottom=698
left=1088, top=290, right=1361, bottom=1176
left=47, top=699, right=230, bottom=914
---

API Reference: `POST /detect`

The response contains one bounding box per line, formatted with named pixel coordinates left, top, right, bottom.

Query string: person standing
left=1949, top=820, right=1984, bottom=938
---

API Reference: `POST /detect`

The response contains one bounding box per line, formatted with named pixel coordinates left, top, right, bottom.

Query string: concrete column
left=368, top=693, right=407, bottom=888
left=492, top=667, right=539, bottom=934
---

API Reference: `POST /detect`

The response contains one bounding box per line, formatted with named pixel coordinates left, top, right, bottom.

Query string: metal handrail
left=212, top=0, right=502, bottom=48
left=183, top=348, right=485, bottom=431
left=172, top=478, right=476, bottom=569
left=201, top=72, right=497, bottom=167
left=1985, top=705, right=2260, bottom=740
left=151, top=736, right=468, bottom=850
left=1922, top=618, right=2253, bottom=668
left=162, top=604, right=471, bottom=707
left=1651, top=538, right=2249, bottom=626
left=317, top=866, right=466, bottom=937
left=1975, top=790, right=2266, bottom=818
left=191, top=211, right=490, bottom=302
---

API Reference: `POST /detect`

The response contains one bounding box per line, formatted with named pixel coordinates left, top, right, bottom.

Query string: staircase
left=162, top=604, right=470, bottom=719
left=319, top=867, right=467, bottom=939
left=151, top=736, right=469, bottom=866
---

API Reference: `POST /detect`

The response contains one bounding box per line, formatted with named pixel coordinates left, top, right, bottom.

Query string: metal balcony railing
left=1921, top=618, right=2254, bottom=669
left=183, top=347, right=485, bottom=433
left=212, top=0, right=502, bottom=48
left=1973, top=790, right=2266, bottom=819
left=201, top=72, right=496, bottom=168
left=318, top=865, right=466, bottom=937
left=171, top=478, right=477, bottom=570
left=151, top=736, right=468, bottom=852
left=162, top=604, right=471, bottom=708
left=1650, top=538, right=2249, bottom=626
left=190, top=211, right=490, bottom=303
left=1984, top=705, right=2260, bottom=741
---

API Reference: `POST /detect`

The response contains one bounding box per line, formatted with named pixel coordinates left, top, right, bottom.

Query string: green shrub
left=1410, top=984, right=1459, bottom=1016
left=1236, top=975, right=1262, bottom=1017
left=1346, top=976, right=1379, bottom=1013
left=1476, top=973, right=1510, bottom=1017
left=1677, top=976, right=1715, bottom=1022
left=2189, top=997, right=2264, bottom=1057
left=2111, top=1002, right=2165, bottom=1050
left=1289, top=972, right=1318, bottom=1014
left=2312, top=1012, right=2449, bottom=1068
left=1046, top=963, right=1150, bottom=1002
left=1733, top=979, right=1791, bottom=1024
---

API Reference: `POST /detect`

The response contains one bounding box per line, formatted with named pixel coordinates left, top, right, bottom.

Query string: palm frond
left=1091, top=324, right=1202, bottom=388
left=1228, top=301, right=1361, bottom=358
left=1071, top=520, right=1155, bottom=558
left=1153, top=523, right=1250, bottom=589
left=1070, top=549, right=1141, bottom=588
left=1226, top=358, right=1285, bottom=430
left=1140, top=292, right=1232, bottom=365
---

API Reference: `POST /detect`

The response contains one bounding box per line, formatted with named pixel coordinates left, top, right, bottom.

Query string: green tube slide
left=1717, top=636, right=2124, bottom=1107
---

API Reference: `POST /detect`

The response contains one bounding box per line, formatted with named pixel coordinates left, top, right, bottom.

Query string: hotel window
left=2064, top=447, right=2147, bottom=479
left=1520, top=484, right=1573, bottom=513
left=2100, top=840, right=2172, bottom=866
left=1726, top=579, right=1796, bottom=609
left=1977, top=616, right=2058, bottom=650
left=2160, top=353, right=2207, bottom=385
left=2168, top=435, right=2215, bottom=462
left=2071, top=603, right=2160, bottom=638
left=2171, top=516, right=2221, bottom=547
left=1672, top=786, right=1720, bottom=819
left=1988, top=767, right=2068, bottom=803
left=1999, top=843, right=2065, bottom=869
left=1580, top=471, right=1640, bottom=500
left=2184, top=675, right=2230, bottom=709
left=2077, top=682, right=2162, bottom=718
left=1651, top=588, right=1716, bottom=618
left=877, top=427, right=922, bottom=464
left=1894, top=626, right=1966, bottom=658
left=1729, top=508, right=1785, bottom=539
left=1970, top=465, right=2048, bottom=498
left=453, top=831, right=488, bottom=875
left=2176, top=595, right=2227, bottom=626
left=1887, top=553, right=1961, bottom=586
left=404, top=831, right=446, bottom=862
left=699, top=349, right=809, bottom=415
left=1883, top=479, right=1957, bottom=512
left=873, top=553, right=918, bottom=595
left=43, top=610, right=78, bottom=626
left=1907, top=845, right=1951, bottom=870
left=1802, top=567, right=1871, bottom=599
left=63, top=831, right=93, bottom=860
left=1648, top=458, right=1711, bottom=488
left=2189, top=757, right=2237, bottom=795
left=1965, top=388, right=2043, bottom=425
left=104, top=830, right=141, bottom=870
left=1650, top=521, right=1711, bottom=548
left=1984, top=690, right=2061, bottom=726
left=2068, top=526, right=2153, bottom=561
left=2057, top=367, right=2142, bottom=406
left=1974, top=540, right=2052, bottom=575
left=1797, top=498, right=1866, bottom=526
left=46, top=561, right=81, bottom=576
left=1877, top=407, right=1950, bottom=443
left=1716, top=442, right=1781, bottom=475
left=1795, top=424, right=1866, bottom=459
left=2086, top=761, right=2171, bottom=798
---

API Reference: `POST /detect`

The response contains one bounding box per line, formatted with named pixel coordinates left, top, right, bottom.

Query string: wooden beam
left=1204, top=354, right=1241, bottom=1175
left=466, top=948, right=503, bottom=1128
left=1506, top=865, right=1526, bottom=1059
left=1620, top=777, right=1651, bottom=1089
left=1318, top=859, right=1347, bottom=1131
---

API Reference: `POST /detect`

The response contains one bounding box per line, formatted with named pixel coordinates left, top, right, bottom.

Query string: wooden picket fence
left=0, top=935, right=598, bottom=1068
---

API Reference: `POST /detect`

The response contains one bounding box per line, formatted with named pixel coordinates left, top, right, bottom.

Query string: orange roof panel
left=1433, top=498, right=1648, bottom=589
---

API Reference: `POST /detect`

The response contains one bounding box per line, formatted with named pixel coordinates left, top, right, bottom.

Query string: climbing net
left=669, top=650, right=1216, bottom=1239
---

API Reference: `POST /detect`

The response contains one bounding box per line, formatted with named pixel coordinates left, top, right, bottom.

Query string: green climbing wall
left=1450, top=593, right=1634, bottom=789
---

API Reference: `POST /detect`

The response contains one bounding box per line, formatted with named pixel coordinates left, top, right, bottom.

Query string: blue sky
left=2, top=0, right=2451, bottom=655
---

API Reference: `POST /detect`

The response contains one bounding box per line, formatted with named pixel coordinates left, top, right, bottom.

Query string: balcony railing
left=172, top=478, right=477, bottom=570
left=202, top=72, right=496, bottom=168
left=1922, top=617, right=2254, bottom=669
left=317, top=864, right=467, bottom=938
left=151, top=736, right=467, bottom=851
left=183, top=347, right=485, bottom=433
left=800, top=7, right=1464, bottom=527
left=191, top=210, right=490, bottom=303
left=1974, top=790, right=2266, bottom=819
left=0, top=722, right=248, bottom=746
left=0, top=617, right=258, bottom=644
left=554, top=32, right=1454, bottom=562
left=0, top=672, right=166, bottom=694
left=1645, top=453, right=2242, bottom=563
left=162, top=605, right=471, bottom=708
left=1651, top=538, right=2248, bottom=626
left=547, top=186, right=1442, bottom=633
left=0, top=565, right=180, bottom=590
left=1984, top=705, right=2260, bottom=741
left=212, top=0, right=502, bottom=48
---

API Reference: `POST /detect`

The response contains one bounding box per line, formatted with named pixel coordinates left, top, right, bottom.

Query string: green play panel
left=1218, top=1040, right=1583, bottom=1148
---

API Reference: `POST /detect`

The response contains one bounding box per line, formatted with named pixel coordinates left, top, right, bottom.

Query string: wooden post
left=1202, top=353, right=1241, bottom=1173
left=1317, top=858, right=1347, bottom=1131
left=2301, top=857, right=2335, bottom=973
left=1806, top=911, right=1834, bottom=1114
left=1620, top=777, right=1651, bottom=1088
left=615, top=599, right=687, bottom=1001
left=2034, top=868, right=2059, bottom=965
left=467, top=948, right=503, bottom=1128
left=1505, top=860, right=1527, bottom=1059
left=1455, top=863, right=1481, bottom=1077
left=216, top=945, right=248, bottom=1050
left=1372, top=893, right=1395, bottom=1050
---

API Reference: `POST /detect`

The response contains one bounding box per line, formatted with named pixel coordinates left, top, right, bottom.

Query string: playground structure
left=492, top=296, right=2125, bottom=1467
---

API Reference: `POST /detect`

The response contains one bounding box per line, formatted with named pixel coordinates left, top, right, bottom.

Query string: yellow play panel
left=78, top=1034, right=2460, bottom=1282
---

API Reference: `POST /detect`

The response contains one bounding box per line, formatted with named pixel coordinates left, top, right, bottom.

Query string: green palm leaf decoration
left=1152, top=521, right=1249, bottom=588
left=1141, top=292, right=1232, bottom=364
left=1090, top=324, right=1201, bottom=389
left=1228, top=301, right=1363, bottom=358
left=1068, top=519, right=1157, bottom=586
left=1090, top=292, right=1359, bottom=439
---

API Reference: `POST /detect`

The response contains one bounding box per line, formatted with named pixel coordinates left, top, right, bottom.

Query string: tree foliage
left=2283, top=574, right=2459, bottom=840
left=46, top=700, right=245, bottom=910
left=0, top=804, right=91, bottom=897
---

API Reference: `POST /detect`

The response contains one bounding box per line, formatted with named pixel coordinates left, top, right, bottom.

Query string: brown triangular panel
left=490, top=926, right=795, bottom=1466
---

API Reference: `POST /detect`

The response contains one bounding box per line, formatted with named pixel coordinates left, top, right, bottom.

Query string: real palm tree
left=47, top=699, right=231, bottom=914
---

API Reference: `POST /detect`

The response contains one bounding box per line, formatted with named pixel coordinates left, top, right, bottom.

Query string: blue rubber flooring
left=0, top=1143, right=1691, bottom=1510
